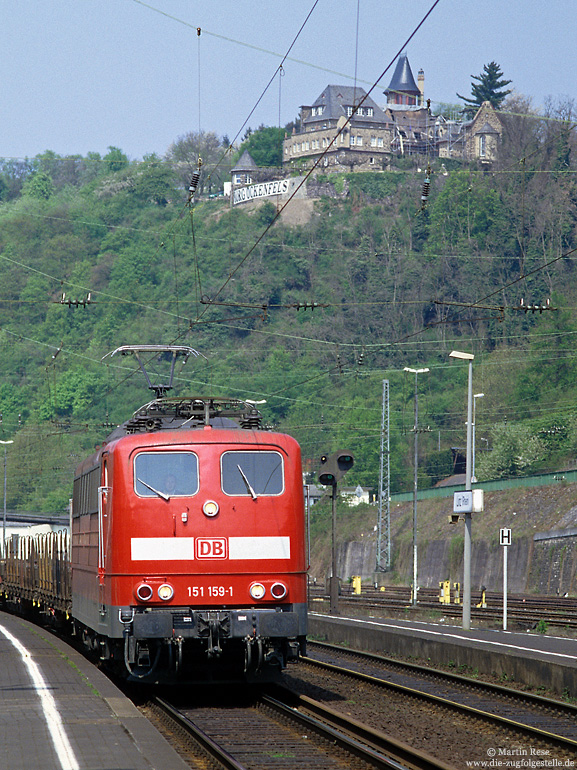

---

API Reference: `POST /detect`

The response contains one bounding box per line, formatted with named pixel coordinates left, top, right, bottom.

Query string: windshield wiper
left=137, top=477, right=170, bottom=501
left=237, top=464, right=257, bottom=500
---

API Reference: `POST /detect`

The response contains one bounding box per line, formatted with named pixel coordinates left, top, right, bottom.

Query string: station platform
left=309, top=612, right=577, bottom=697
left=0, top=611, right=189, bottom=770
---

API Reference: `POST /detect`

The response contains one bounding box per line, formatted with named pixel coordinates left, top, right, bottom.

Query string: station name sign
left=453, top=489, right=484, bottom=513
left=233, top=179, right=290, bottom=205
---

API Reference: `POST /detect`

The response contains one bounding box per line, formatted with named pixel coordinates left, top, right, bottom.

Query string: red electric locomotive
left=70, top=345, right=308, bottom=681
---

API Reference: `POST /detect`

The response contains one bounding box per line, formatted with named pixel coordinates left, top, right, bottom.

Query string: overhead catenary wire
left=2, top=1, right=576, bottom=438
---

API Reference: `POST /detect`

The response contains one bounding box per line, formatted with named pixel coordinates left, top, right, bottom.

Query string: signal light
left=136, top=583, right=154, bottom=601
left=270, top=582, right=287, bottom=599
left=448, top=514, right=461, bottom=524
left=318, top=451, right=355, bottom=486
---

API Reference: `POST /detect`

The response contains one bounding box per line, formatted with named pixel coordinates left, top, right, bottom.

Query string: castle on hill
left=281, top=53, right=502, bottom=173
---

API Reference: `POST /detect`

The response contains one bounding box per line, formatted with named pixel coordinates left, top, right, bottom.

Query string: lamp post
left=0, top=440, right=14, bottom=559
left=449, top=351, right=474, bottom=630
left=472, top=393, right=484, bottom=483
left=404, top=367, right=429, bottom=606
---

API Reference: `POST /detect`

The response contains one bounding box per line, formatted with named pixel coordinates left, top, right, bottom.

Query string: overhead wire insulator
left=187, top=157, right=203, bottom=203
left=420, top=164, right=431, bottom=210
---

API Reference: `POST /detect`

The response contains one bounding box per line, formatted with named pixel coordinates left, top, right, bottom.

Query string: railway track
left=142, top=686, right=456, bottom=769
left=309, top=586, right=577, bottom=630
left=289, top=641, right=577, bottom=765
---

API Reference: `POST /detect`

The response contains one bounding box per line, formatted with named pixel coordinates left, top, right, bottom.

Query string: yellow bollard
left=352, top=576, right=362, bottom=595
left=439, top=580, right=451, bottom=604
left=453, top=582, right=461, bottom=604
left=476, top=586, right=487, bottom=609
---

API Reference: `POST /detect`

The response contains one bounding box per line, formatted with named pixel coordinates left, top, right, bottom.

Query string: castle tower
left=384, top=52, right=420, bottom=106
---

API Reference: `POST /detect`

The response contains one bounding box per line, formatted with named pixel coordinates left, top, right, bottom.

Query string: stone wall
left=332, top=530, right=576, bottom=595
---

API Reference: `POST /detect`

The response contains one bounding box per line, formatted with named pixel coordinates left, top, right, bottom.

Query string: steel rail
left=153, top=696, right=247, bottom=770
left=310, top=640, right=577, bottom=717
left=302, top=651, right=577, bottom=756
left=153, top=689, right=456, bottom=770
left=263, top=689, right=456, bottom=770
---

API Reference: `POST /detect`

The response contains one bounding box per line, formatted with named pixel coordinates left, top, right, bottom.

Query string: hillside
left=0, top=107, right=577, bottom=513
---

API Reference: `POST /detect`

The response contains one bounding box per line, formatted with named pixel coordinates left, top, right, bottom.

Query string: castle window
left=377, top=137, right=384, bottom=148
left=367, top=107, right=374, bottom=117
left=347, top=106, right=353, bottom=117
left=479, top=135, right=486, bottom=157
left=371, top=136, right=377, bottom=147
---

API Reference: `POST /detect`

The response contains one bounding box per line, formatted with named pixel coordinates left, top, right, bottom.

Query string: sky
left=1, top=0, right=576, bottom=161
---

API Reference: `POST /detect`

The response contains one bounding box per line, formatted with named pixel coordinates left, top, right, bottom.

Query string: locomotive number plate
left=188, top=586, right=234, bottom=598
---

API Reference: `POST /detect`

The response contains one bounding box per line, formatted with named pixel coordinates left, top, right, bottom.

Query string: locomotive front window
left=221, top=451, right=284, bottom=496
left=134, top=451, right=198, bottom=498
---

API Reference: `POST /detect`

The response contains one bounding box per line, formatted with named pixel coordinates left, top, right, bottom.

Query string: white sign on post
left=453, top=489, right=484, bottom=513
left=453, top=491, right=473, bottom=513
left=500, top=527, right=512, bottom=630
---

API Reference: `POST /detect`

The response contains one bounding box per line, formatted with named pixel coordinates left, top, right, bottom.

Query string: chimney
left=418, top=68, right=425, bottom=106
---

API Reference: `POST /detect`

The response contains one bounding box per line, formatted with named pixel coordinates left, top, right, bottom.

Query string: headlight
left=249, top=582, right=266, bottom=600
left=158, top=583, right=174, bottom=601
left=203, top=500, right=219, bottom=517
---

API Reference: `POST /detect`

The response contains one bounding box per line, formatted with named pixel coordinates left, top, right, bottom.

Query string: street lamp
left=404, top=367, right=429, bottom=606
left=0, top=440, right=14, bottom=559
left=472, top=393, right=484, bottom=483
left=449, top=350, right=474, bottom=630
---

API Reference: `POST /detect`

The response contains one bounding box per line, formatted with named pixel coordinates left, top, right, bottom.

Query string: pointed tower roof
left=475, top=120, right=499, bottom=135
left=384, top=53, right=420, bottom=103
left=231, top=150, right=258, bottom=173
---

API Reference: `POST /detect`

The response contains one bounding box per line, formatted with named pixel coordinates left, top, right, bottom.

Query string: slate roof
left=475, top=120, right=499, bottom=135
left=302, top=85, right=390, bottom=127
left=385, top=53, right=420, bottom=97
left=231, top=150, right=258, bottom=172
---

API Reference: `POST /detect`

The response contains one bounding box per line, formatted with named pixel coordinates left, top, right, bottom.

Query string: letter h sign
left=499, top=528, right=512, bottom=546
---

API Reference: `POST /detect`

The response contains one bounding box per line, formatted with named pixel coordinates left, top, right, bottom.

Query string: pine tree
left=457, top=61, right=512, bottom=117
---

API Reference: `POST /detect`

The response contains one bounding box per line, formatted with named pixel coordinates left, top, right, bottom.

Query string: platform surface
left=0, top=611, right=190, bottom=770
left=309, top=611, right=577, bottom=695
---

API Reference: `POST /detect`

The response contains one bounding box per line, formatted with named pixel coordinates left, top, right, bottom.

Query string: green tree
left=103, top=146, right=129, bottom=174
left=22, top=170, right=54, bottom=199
left=237, top=126, right=284, bottom=167
left=132, top=154, right=176, bottom=205
left=476, top=423, right=546, bottom=480
left=457, top=61, right=512, bottom=117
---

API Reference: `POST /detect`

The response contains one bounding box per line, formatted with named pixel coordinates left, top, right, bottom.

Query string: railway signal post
left=319, top=451, right=354, bottom=615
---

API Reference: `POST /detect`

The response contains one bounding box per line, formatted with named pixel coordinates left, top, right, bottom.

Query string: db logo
left=196, top=538, right=227, bottom=559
